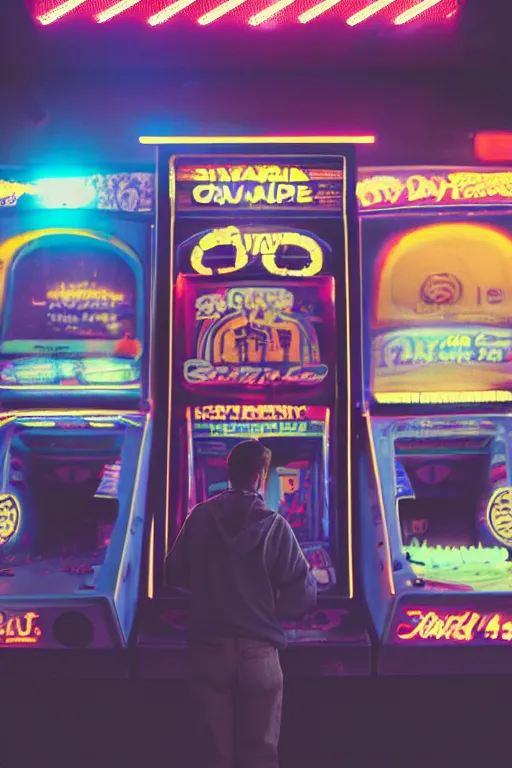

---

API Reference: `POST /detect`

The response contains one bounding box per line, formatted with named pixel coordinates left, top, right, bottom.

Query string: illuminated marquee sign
left=372, top=328, right=512, bottom=404
left=0, top=611, right=41, bottom=645
left=193, top=421, right=321, bottom=437
left=183, top=281, right=331, bottom=388
left=376, top=392, right=512, bottom=405
left=0, top=181, right=32, bottom=207
left=375, top=329, right=512, bottom=370
left=396, top=608, right=512, bottom=645
left=0, top=173, right=153, bottom=212
left=189, top=227, right=324, bottom=277
left=194, top=404, right=308, bottom=421
left=357, top=169, right=512, bottom=211
left=0, top=357, right=140, bottom=387
left=394, top=418, right=487, bottom=434
left=192, top=404, right=325, bottom=438
left=176, top=162, right=343, bottom=213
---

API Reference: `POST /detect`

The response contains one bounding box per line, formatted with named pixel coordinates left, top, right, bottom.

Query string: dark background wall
left=1, top=0, right=511, bottom=168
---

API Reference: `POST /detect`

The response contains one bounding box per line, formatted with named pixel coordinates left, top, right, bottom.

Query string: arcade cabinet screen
left=193, top=435, right=324, bottom=543
left=189, top=406, right=336, bottom=588
left=0, top=241, right=142, bottom=388
left=0, top=418, right=125, bottom=575
left=363, top=217, right=512, bottom=404
left=395, top=436, right=512, bottom=591
left=179, top=277, right=334, bottom=391
left=7, top=245, right=136, bottom=343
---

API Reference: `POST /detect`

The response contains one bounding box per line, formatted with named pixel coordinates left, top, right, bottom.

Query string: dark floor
left=0, top=676, right=508, bottom=767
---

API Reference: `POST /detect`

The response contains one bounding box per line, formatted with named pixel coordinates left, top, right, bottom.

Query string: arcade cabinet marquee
left=137, top=136, right=372, bottom=678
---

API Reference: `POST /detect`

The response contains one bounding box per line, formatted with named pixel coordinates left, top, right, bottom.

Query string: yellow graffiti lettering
left=190, top=226, right=323, bottom=278
left=190, top=165, right=310, bottom=184
left=397, top=609, right=512, bottom=644
left=0, top=611, right=41, bottom=644
left=191, top=181, right=313, bottom=208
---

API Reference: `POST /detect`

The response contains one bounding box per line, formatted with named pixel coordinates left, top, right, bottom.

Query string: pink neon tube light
left=37, top=0, right=88, bottom=25
left=394, top=0, right=444, bottom=24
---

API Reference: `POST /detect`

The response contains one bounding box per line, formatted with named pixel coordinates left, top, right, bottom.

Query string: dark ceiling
left=0, top=0, right=510, bottom=166
left=15, top=0, right=511, bottom=71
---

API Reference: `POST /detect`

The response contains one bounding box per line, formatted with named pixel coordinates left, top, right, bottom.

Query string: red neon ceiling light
left=34, top=0, right=461, bottom=26
left=474, top=133, right=512, bottom=163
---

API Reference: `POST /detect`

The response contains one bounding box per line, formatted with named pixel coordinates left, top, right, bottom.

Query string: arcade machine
left=0, top=169, right=153, bottom=675
left=358, top=166, right=512, bottom=674
left=137, top=136, right=374, bottom=677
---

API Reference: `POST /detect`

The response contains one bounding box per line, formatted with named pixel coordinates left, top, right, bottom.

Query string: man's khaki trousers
left=189, top=637, right=283, bottom=768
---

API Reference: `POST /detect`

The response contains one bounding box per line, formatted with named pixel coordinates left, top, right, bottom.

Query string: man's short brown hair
left=227, top=439, right=272, bottom=489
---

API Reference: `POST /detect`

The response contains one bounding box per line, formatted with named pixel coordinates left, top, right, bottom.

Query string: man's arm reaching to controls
left=269, top=516, right=317, bottom=620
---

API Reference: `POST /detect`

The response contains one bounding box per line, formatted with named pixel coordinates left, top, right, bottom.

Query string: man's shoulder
left=189, top=492, right=228, bottom=517
left=190, top=498, right=217, bottom=516
left=261, top=508, right=288, bottom=533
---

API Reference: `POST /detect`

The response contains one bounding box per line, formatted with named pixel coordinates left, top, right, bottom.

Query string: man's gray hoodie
left=165, top=490, right=317, bottom=649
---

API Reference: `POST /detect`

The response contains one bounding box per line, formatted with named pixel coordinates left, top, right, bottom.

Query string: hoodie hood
left=208, top=490, right=277, bottom=554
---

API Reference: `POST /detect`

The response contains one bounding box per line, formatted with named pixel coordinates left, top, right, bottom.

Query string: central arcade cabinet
left=0, top=169, right=153, bottom=675
left=359, top=167, right=512, bottom=673
left=138, top=136, right=372, bottom=677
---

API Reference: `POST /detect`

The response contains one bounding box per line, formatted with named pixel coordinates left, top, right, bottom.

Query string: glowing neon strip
left=95, top=0, right=143, bottom=23
left=341, top=154, right=354, bottom=600
left=0, top=383, right=139, bottom=391
left=249, top=0, right=298, bottom=25
left=114, top=412, right=151, bottom=603
left=139, top=135, right=376, bottom=144
left=186, top=407, right=194, bottom=512
left=147, top=0, right=197, bottom=25
left=0, top=417, right=17, bottom=429
left=366, top=414, right=395, bottom=595
left=7, top=409, right=139, bottom=417
left=148, top=516, right=155, bottom=598
left=121, top=416, right=144, bottom=427
left=375, top=391, right=512, bottom=405
left=346, top=0, right=397, bottom=26
left=37, top=0, right=88, bottom=25
left=198, top=0, right=249, bottom=24
left=165, top=160, right=178, bottom=572
left=394, top=0, right=443, bottom=24
left=298, top=0, right=344, bottom=24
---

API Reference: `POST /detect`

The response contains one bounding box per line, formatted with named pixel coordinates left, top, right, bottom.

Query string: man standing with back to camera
left=165, top=438, right=317, bottom=768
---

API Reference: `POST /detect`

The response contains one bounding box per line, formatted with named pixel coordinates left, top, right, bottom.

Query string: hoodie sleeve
left=164, top=515, right=192, bottom=591
left=269, top=516, right=317, bottom=620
